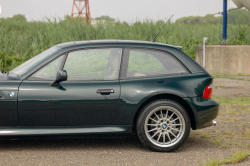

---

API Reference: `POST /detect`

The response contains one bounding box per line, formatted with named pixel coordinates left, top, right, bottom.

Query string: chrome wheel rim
left=144, top=106, right=185, bottom=147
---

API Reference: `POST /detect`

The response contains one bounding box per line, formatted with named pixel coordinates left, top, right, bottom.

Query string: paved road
left=0, top=134, right=237, bottom=166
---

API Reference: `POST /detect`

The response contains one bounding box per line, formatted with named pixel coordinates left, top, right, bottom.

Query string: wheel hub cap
left=162, top=123, right=167, bottom=129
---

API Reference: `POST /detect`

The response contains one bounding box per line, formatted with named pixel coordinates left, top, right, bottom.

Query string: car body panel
left=0, top=73, right=21, bottom=126
left=18, top=80, right=120, bottom=126
left=184, top=97, right=219, bottom=129
left=115, top=73, right=213, bottom=125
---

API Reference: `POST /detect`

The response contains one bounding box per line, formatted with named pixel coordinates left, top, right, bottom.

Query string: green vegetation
left=213, top=85, right=226, bottom=89
left=176, top=9, right=249, bottom=25
left=212, top=96, right=250, bottom=105
left=204, top=151, right=250, bottom=166
left=0, top=13, right=250, bottom=71
left=3, top=14, right=27, bottom=22
left=213, top=74, right=250, bottom=81
left=94, top=15, right=116, bottom=22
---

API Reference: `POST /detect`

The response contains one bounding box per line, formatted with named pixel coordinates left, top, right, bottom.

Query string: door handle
left=97, top=89, right=115, bottom=94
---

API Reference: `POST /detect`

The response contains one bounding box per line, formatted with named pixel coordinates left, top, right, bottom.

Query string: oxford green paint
left=18, top=80, right=120, bottom=126
left=184, top=97, right=219, bottom=129
left=0, top=80, right=21, bottom=126
left=117, top=73, right=215, bottom=125
left=0, top=40, right=219, bottom=136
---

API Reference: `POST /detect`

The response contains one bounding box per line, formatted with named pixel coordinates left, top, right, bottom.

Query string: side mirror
left=50, top=70, right=67, bottom=88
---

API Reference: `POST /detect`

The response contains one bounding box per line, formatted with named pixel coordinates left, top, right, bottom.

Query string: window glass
left=10, top=47, right=60, bottom=78
left=31, top=55, right=64, bottom=80
left=126, top=49, right=187, bottom=78
left=64, top=48, right=122, bottom=81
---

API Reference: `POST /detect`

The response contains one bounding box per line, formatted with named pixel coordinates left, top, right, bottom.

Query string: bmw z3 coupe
left=0, top=40, right=219, bottom=152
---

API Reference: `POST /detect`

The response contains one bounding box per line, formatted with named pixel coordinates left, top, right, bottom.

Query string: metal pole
left=222, top=0, right=228, bottom=44
left=203, top=37, right=208, bottom=68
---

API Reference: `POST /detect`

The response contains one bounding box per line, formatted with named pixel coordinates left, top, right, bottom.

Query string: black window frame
left=119, top=47, right=190, bottom=80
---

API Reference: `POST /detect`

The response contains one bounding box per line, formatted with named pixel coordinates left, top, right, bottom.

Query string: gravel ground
left=0, top=78, right=249, bottom=166
left=213, top=78, right=250, bottom=97
left=0, top=136, right=233, bottom=166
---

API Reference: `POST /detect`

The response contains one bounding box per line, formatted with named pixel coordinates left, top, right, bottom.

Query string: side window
left=63, top=48, right=122, bottom=81
left=123, top=48, right=187, bottom=78
left=30, top=55, right=64, bottom=80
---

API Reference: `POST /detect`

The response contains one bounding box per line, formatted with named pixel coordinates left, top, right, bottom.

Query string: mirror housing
left=50, top=70, right=67, bottom=88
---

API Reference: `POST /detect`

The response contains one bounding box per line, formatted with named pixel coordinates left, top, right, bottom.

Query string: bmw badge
left=9, top=91, right=15, bottom=98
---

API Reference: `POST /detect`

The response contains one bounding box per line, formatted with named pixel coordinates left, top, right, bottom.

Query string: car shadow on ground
left=0, top=133, right=215, bottom=152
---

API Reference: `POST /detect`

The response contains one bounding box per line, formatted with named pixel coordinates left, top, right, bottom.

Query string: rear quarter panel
left=114, top=73, right=212, bottom=125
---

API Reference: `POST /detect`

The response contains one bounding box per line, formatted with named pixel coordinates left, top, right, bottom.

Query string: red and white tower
left=71, top=0, right=91, bottom=23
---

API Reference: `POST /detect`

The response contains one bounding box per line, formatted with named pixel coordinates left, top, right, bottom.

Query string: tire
left=136, top=99, right=191, bottom=152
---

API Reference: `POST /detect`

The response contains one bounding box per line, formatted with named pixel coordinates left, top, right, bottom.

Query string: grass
left=214, top=85, right=226, bottom=89
left=228, top=77, right=250, bottom=81
left=201, top=131, right=210, bottom=138
left=0, top=17, right=250, bottom=71
left=226, top=109, right=239, bottom=115
left=204, top=151, right=250, bottom=166
left=213, top=74, right=250, bottom=81
left=212, top=96, right=250, bottom=105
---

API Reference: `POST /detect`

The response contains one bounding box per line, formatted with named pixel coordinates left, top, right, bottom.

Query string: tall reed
left=0, top=18, right=249, bottom=70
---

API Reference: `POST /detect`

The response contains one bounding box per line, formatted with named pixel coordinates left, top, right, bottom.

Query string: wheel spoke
left=170, top=117, right=179, bottom=123
left=168, top=112, right=175, bottom=120
left=154, top=112, right=160, bottom=120
left=163, top=133, right=166, bottom=144
left=166, top=132, right=172, bottom=143
left=148, top=128, right=158, bottom=133
left=171, top=124, right=182, bottom=126
left=160, top=110, right=164, bottom=119
left=152, top=131, right=160, bottom=138
left=149, top=118, right=158, bottom=123
left=169, top=131, right=177, bottom=138
left=171, top=128, right=180, bottom=132
left=157, top=133, right=162, bottom=142
left=165, top=109, right=169, bottom=119
left=147, top=124, right=158, bottom=126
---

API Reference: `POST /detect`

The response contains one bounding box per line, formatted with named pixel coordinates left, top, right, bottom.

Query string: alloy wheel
left=144, top=106, right=185, bottom=147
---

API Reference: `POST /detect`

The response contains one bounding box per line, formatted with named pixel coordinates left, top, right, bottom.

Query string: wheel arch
left=133, top=93, right=196, bottom=130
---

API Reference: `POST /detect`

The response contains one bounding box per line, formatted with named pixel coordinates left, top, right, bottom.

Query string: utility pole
left=221, top=0, right=228, bottom=44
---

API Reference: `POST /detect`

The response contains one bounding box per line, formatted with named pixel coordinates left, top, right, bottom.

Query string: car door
left=18, top=48, right=122, bottom=126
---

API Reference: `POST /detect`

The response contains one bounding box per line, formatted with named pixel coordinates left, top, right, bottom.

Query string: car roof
left=56, top=40, right=182, bottom=50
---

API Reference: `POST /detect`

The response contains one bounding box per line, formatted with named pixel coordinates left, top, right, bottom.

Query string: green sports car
left=0, top=40, right=219, bottom=152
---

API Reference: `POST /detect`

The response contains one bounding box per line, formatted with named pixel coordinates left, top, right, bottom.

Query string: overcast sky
left=0, top=0, right=237, bottom=22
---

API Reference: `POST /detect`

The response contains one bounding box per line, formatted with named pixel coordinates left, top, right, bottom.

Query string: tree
left=175, top=9, right=249, bottom=25
left=94, top=15, right=116, bottom=22
left=12, top=14, right=27, bottom=22
left=228, top=8, right=249, bottom=24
